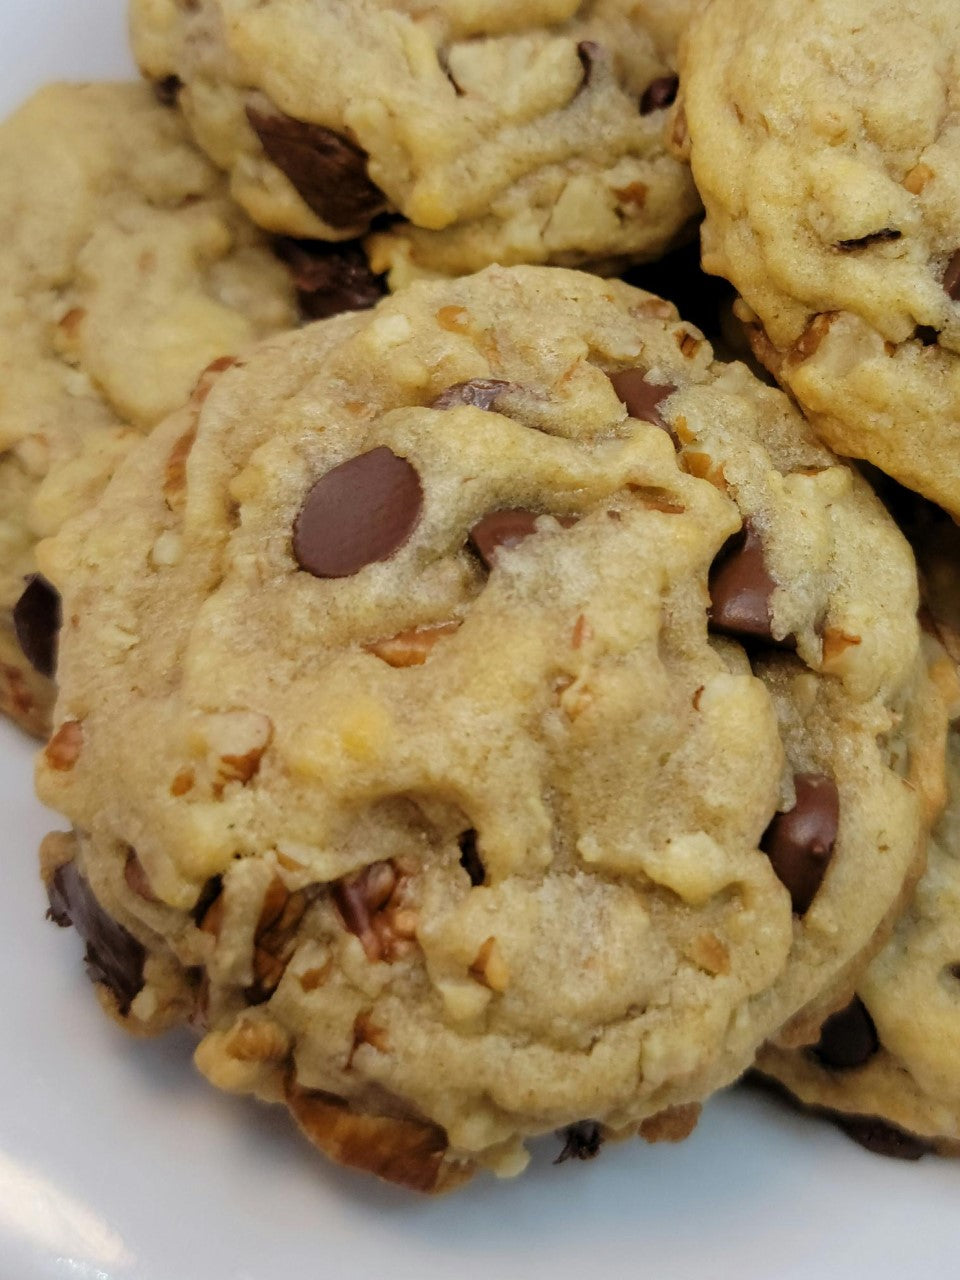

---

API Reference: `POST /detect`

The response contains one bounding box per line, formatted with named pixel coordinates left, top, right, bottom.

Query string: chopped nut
left=631, top=297, right=676, bottom=321
left=170, top=768, right=194, bottom=797
left=792, top=312, right=837, bottom=363
left=57, top=307, right=86, bottom=341
left=436, top=305, right=469, bottom=333
left=821, top=627, right=862, bottom=671
left=163, top=425, right=197, bottom=510
left=248, top=876, right=314, bottom=1002
left=225, top=1016, right=290, bottom=1063
left=44, top=720, right=84, bottom=771
left=681, top=451, right=727, bottom=490
left=903, top=163, right=934, bottom=194
left=639, top=1103, right=701, bottom=1144
left=675, top=330, right=702, bottom=359
left=613, top=181, right=648, bottom=210
left=332, top=860, right=418, bottom=963
left=469, top=936, right=510, bottom=992
left=349, top=1010, right=390, bottom=1064
left=285, top=1081, right=470, bottom=1193
left=571, top=614, right=593, bottom=650
left=191, top=355, right=237, bottom=406
left=685, top=930, right=730, bottom=975
left=363, top=620, right=461, bottom=668
left=630, top=485, right=686, bottom=514
left=299, top=961, right=333, bottom=992
left=201, top=710, right=273, bottom=797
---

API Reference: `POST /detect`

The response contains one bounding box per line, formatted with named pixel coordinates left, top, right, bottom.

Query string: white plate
left=2, top=4, right=959, bottom=1277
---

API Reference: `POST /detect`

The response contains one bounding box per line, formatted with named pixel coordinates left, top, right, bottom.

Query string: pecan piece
left=332, top=860, right=418, bottom=962
left=286, top=1081, right=471, bottom=1193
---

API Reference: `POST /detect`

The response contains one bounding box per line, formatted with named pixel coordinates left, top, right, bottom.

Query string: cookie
left=36, top=265, right=943, bottom=1191
left=130, top=0, right=702, bottom=284
left=676, top=0, right=960, bottom=518
left=757, top=504, right=960, bottom=1157
left=0, top=81, right=307, bottom=736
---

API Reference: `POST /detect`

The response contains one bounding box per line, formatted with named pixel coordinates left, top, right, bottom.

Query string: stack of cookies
left=4, top=0, right=959, bottom=1191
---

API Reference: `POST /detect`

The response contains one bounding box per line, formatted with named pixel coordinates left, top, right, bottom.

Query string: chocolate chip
left=274, top=238, right=385, bottom=320
left=836, top=229, right=901, bottom=250
left=760, top=773, right=839, bottom=914
left=153, top=75, right=182, bottom=107
left=608, top=370, right=677, bottom=443
left=458, top=830, right=485, bottom=886
left=46, top=861, right=145, bottom=1016
left=836, top=1114, right=934, bottom=1161
left=812, top=998, right=879, bottom=1070
left=468, top=509, right=578, bottom=568
left=943, top=250, right=960, bottom=301
left=555, top=1121, right=604, bottom=1164
left=708, top=519, right=786, bottom=644
left=431, top=379, right=513, bottom=411
left=13, top=574, right=61, bottom=678
left=246, top=106, right=385, bottom=230
left=640, top=75, right=679, bottom=114
left=468, top=509, right=542, bottom=568
left=294, top=448, right=423, bottom=579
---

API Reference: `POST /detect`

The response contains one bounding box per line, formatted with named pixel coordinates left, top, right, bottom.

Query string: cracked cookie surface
left=0, top=81, right=300, bottom=735
left=758, top=505, right=960, bottom=1158
left=36, top=265, right=943, bottom=1190
left=130, top=0, right=702, bottom=283
left=677, top=0, right=960, bottom=517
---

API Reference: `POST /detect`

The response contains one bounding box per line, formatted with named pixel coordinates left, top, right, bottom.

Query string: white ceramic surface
left=2, top=4, right=959, bottom=1277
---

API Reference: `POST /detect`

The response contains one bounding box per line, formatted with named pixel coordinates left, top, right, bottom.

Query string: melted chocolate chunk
left=708, top=520, right=786, bottom=644
left=836, top=228, right=901, bottom=250
left=608, top=370, right=677, bottom=442
left=458, top=830, right=485, bottom=886
left=555, top=1121, right=604, bottom=1163
left=274, top=238, right=385, bottom=320
left=46, top=861, right=145, bottom=1016
left=294, top=448, right=423, bottom=579
left=640, top=75, right=679, bottom=114
left=246, top=106, right=385, bottom=229
left=812, top=998, right=879, bottom=1071
left=431, top=379, right=513, bottom=411
left=761, top=773, right=839, bottom=914
left=943, top=250, right=960, bottom=302
left=153, top=75, right=183, bottom=107
left=468, top=509, right=541, bottom=568
left=13, top=574, right=61, bottom=678
left=837, top=1114, right=934, bottom=1161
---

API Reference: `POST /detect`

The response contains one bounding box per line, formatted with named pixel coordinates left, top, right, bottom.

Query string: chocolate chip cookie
left=0, top=81, right=304, bottom=735
left=36, top=266, right=944, bottom=1190
left=676, top=0, right=960, bottom=517
left=130, top=0, right=702, bottom=284
left=757, top=505, right=960, bottom=1158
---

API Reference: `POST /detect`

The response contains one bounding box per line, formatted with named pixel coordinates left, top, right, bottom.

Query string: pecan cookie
left=676, top=0, right=960, bottom=517
left=130, top=0, right=702, bottom=285
left=0, top=82, right=378, bottom=736
left=758, top=504, right=960, bottom=1158
left=36, top=266, right=943, bottom=1190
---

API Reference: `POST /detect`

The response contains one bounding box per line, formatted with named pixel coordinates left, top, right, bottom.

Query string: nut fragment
left=163, top=425, right=198, bottom=510
left=225, top=1016, right=291, bottom=1063
left=44, top=720, right=84, bottom=771
left=821, top=627, right=862, bottom=671
left=639, top=1103, right=701, bottom=1144
left=248, top=876, right=315, bottom=1003
left=363, top=620, right=460, bottom=667
left=332, top=860, right=418, bottom=962
left=469, top=936, right=509, bottom=992
left=684, top=930, right=730, bottom=975
left=286, top=1081, right=471, bottom=1193
left=791, top=312, right=837, bottom=364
